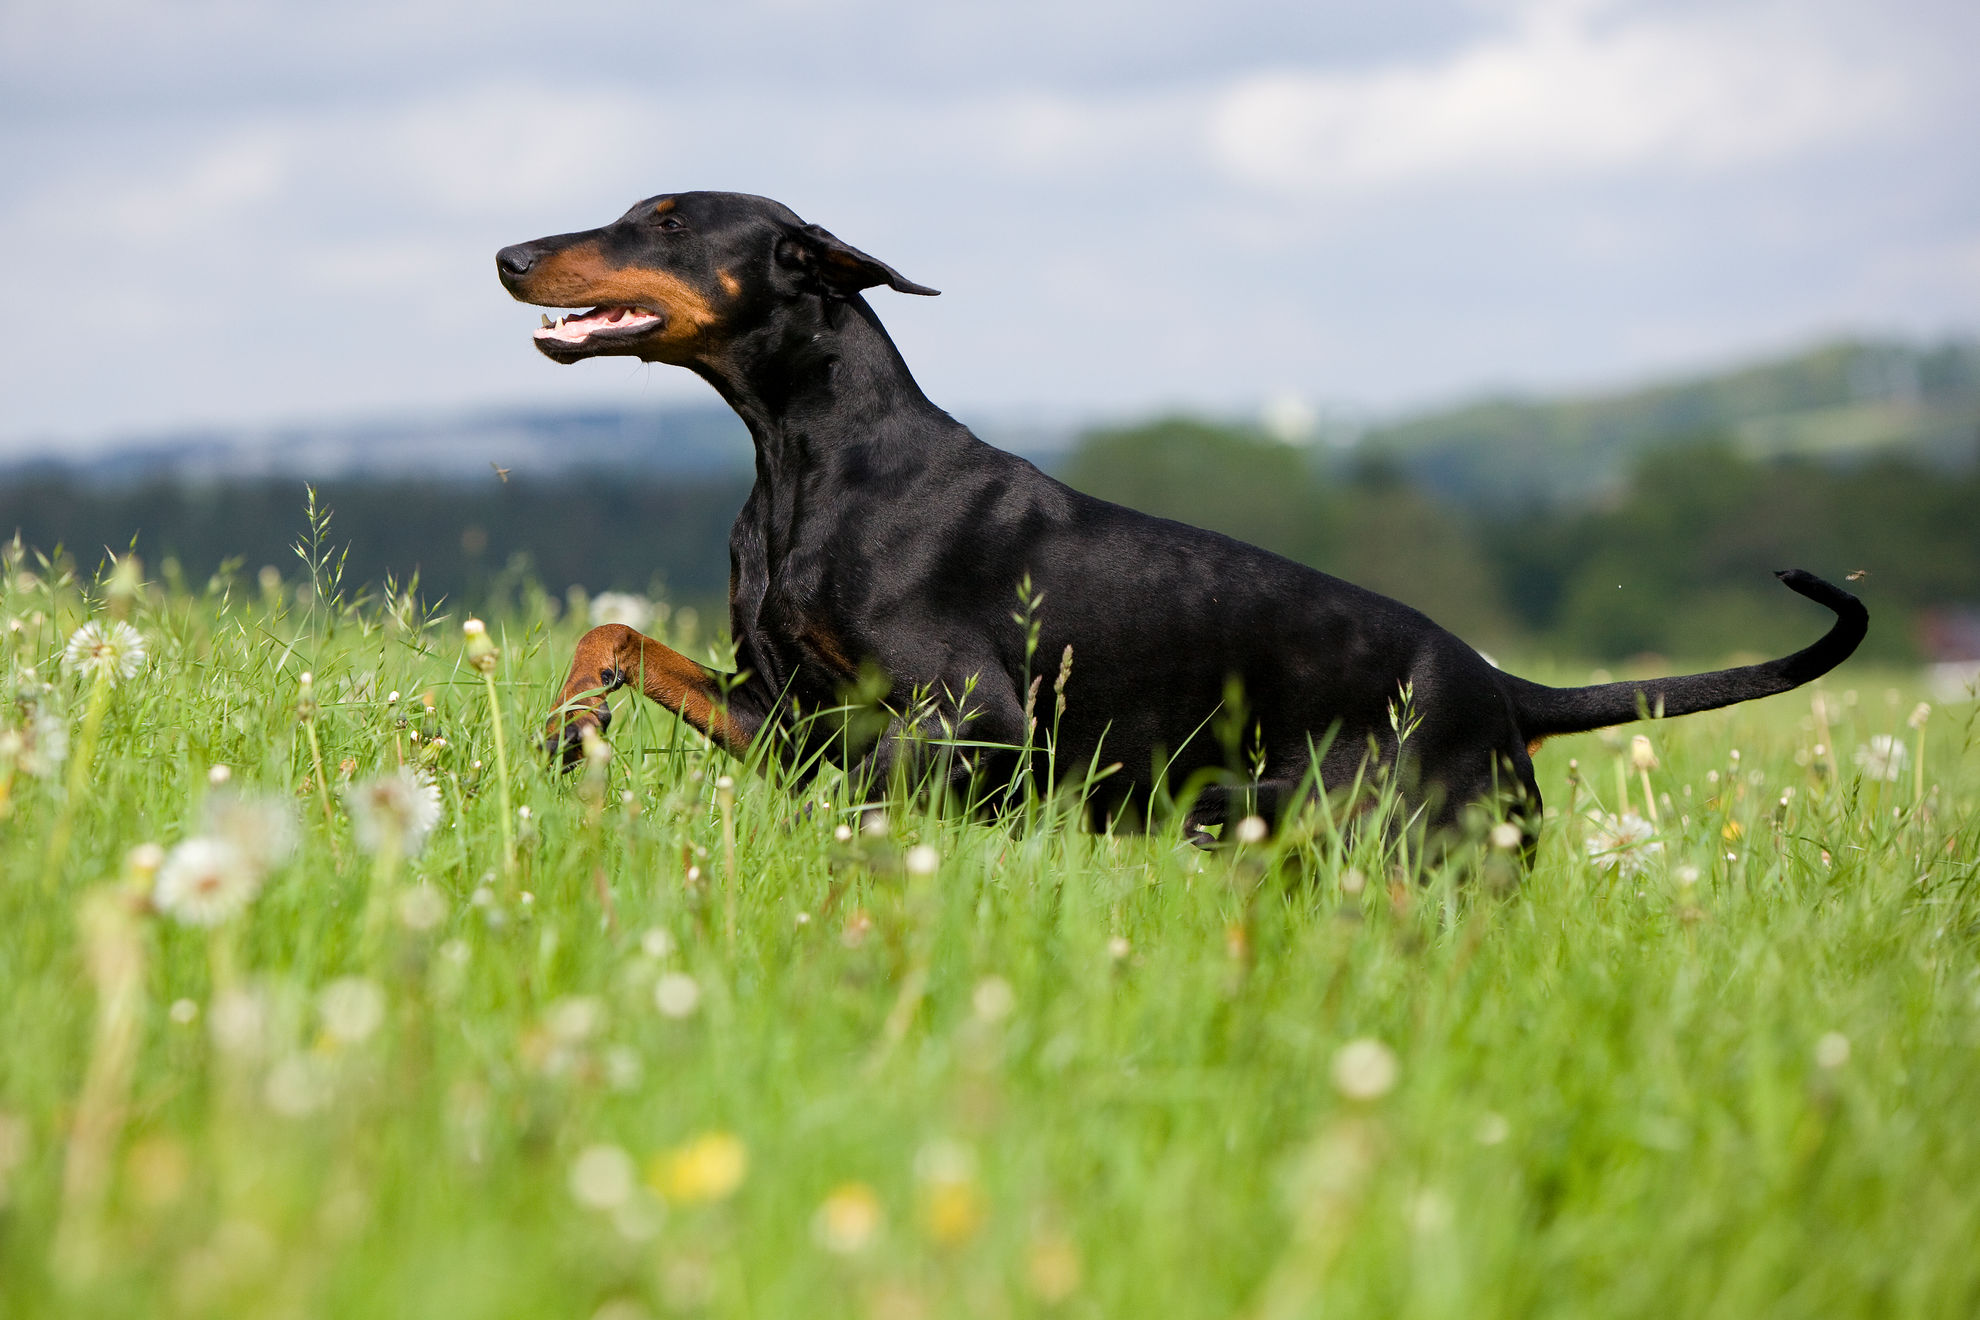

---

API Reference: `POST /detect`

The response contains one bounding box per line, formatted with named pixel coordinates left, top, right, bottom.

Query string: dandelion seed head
left=203, top=791, right=298, bottom=876
left=544, top=996, right=606, bottom=1044
left=654, top=972, right=702, bottom=1019
left=833, top=823, right=853, bottom=842
left=209, top=987, right=270, bottom=1056
left=1488, top=822, right=1523, bottom=851
left=1815, top=1032, right=1851, bottom=1069
left=1629, top=736, right=1658, bottom=771
left=972, top=976, right=1015, bottom=1023
left=1854, top=735, right=1908, bottom=782
left=588, top=592, right=654, bottom=631
left=207, top=764, right=231, bottom=785
left=639, top=927, right=676, bottom=960
left=62, top=620, right=147, bottom=685
left=168, top=998, right=199, bottom=1025
left=1340, top=868, right=1367, bottom=897
left=344, top=767, right=442, bottom=856
left=569, top=1144, right=637, bottom=1211
left=153, top=837, right=260, bottom=926
left=1331, top=1037, right=1400, bottom=1101
left=905, top=844, right=940, bottom=876
left=1234, top=815, right=1268, bottom=845
left=396, top=883, right=448, bottom=931
left=1107, top=936, right=1132, bottom=961
left=319, top=977, right=386, bottom=1045
left=264, top=1055, right=334, bottom=1118
left=1583, top=811, right=1661, bottom=877
left=126, top=841, right=165, bottom=879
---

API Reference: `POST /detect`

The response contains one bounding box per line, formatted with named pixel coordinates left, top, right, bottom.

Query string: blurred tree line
left=4, top=416, right=1976, bottom=662
left=1061, top=417, right=1979, bottom=663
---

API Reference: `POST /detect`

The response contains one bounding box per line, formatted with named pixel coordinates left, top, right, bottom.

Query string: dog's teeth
left=541, top=314, right=553, bottom=329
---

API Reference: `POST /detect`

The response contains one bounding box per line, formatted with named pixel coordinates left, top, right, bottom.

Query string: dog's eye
left=658, top=215, right=686, bottom=232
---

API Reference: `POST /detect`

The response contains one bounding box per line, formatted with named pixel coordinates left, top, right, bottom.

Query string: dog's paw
left=543, top=701, right=612, bottom=771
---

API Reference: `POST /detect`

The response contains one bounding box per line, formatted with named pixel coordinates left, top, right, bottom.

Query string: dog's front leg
left=544, top=624, right=759, bottom=767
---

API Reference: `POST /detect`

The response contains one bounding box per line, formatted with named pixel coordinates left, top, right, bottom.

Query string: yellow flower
left=813, top=1182, right=883, bottom=1254
left=649, top=1131, right=747, bottom=1204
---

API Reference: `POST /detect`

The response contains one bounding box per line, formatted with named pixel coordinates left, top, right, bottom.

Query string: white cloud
left=1207, top=1, right=1906, bottom=195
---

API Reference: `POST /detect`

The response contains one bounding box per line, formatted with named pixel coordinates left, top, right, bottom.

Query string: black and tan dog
left=496, top=191, right=1866, bottom=842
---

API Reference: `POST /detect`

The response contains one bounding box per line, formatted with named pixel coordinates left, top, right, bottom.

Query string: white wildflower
left=10, top=711, right=69, bottom=778
left=654, top=972, right=701, bottom=1019
left=1233, top=815, right=1268, bottom=845
left=904, top=844, right=940, bottom=876
left=1488, top=822, right=1524, bottom=851
left=1331, top=1037, right=1400, bottom=1101
left=1583, top=811, right=1661, bottom=877
left=971, top=976, right=1015, bottom=1023
left=319, top=977, right=387, bottom=1045
left=1853, top=735, right=1907, bottom=782
left=396, top=883, right=448, bottom=931
left=569, top=1144, right=637, bottom=1210
left=545, top=996, right=607, bottom=1044
left=1815, top=1032, right=1851, bottom=1069
left=203, top=791, right=297, bottom=876
left=152, top=837, right=260, bottom=926
left=588, top=592, right=654, bottom=631
left=344, top=767, right=442, bottom=855
left=62, top=620, right=147, bottom=684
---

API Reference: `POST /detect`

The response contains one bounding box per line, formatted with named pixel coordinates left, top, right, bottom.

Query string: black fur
left=499, top=191, right=1867, bottom=841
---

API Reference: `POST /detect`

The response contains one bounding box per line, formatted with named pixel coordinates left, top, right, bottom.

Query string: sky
left=3, top=0, right=1977, bottom=452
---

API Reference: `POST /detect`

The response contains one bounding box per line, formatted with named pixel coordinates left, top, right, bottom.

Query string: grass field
left=2, top=535, right=1978, bottom=1319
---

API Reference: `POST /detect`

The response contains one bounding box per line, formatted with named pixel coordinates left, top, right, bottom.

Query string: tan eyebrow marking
left=653, top=198, right=676, bottom=215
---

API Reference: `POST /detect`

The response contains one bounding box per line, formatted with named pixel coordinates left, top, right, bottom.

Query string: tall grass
left=1, top=536, right=1976, bottom=1319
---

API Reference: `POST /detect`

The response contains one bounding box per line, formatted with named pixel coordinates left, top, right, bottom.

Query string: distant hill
left=1, top=405, right=755, bottom=486
left=1356, top=338, right=1980, bottom=508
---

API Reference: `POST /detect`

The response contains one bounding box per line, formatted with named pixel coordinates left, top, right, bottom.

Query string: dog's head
left=495, top=191, right=937, bottom=366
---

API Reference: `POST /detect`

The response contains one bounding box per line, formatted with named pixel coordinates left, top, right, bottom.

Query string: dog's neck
left=693, top=295, right=957, bottom=474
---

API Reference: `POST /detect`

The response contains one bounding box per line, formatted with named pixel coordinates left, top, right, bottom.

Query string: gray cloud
left=2, top=0, right=1975, bottom=448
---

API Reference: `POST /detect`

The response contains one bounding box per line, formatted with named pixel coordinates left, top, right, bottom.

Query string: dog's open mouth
left=531, top=305, right=666, bottom=360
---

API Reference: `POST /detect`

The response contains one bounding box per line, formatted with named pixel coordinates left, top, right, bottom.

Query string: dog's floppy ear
left=776, top=223, right=939, bottom=297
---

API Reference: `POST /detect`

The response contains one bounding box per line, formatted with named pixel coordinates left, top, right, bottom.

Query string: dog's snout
left=496, top=244, right=537, bottom=279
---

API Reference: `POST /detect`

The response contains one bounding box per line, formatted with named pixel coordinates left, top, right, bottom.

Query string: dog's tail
left=1503, top=570, right=1867, bottom=741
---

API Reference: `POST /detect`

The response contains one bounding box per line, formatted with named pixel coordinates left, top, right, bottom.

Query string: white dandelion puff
left=62, top=620, right=147, bottom=684
left=1331, top=1037, right=1400, bottom=1101
left=152, top=837, right=261, bottom=926
left=202, top=791, right=297, bottom=876
left=654, top=972, right=702, bottom=1019
left=1583, top=811, right=1661, bottom=877
left=904, top=844, right=940, bottom=876
left=344, top=767, right=443, bottom=856
left=588, top=592, right=655, bottom=631
left=318, top=977, right=387, bottom=1045
left=569, top=1144, right=637, bottom=1210
left=1853, top=735, right=1907, bottom=782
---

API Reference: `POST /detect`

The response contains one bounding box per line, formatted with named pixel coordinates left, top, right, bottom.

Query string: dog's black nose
left=496, top=244, right=536, bottom=278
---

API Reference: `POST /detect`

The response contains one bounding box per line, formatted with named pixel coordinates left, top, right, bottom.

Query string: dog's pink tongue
left=533, top=306, right=659, bottom=343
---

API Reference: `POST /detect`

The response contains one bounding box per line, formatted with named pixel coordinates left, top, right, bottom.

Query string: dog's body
left=498, top=192, right=1866, bottom=840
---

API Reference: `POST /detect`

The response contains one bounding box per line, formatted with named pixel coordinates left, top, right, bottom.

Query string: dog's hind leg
left=1182, top=779, right=1305, bottom=843
left=545, top=624, right=762, bottom=767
